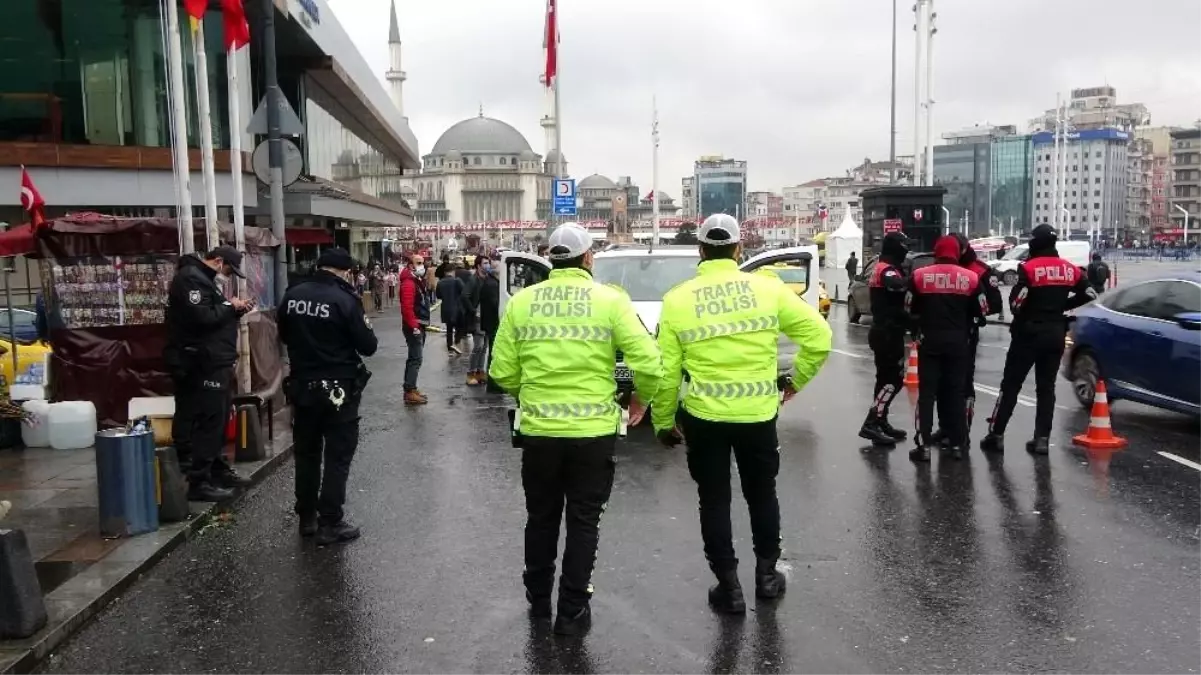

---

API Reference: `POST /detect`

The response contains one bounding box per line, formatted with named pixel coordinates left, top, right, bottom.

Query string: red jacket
left=398, top=267, right=426, bottom=331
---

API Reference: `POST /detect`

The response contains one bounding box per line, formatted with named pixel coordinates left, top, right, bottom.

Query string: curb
left=0, top=426, right=294, bottom=675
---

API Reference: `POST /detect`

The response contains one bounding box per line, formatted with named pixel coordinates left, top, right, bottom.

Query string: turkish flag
left=543, top=0, right=557, bottom=87
left=183, top=0, right=208, bottom=21
left=19, top=167, right=46, bottom=230
left=221, top=0, right=250, bottom=50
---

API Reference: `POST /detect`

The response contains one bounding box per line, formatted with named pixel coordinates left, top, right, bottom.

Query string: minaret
left=539, top=73, right=555, bottom=157
left=385, top=0, right=407, bottom=121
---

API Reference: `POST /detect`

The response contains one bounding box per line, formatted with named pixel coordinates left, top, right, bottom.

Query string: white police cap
left=698, top=214, right=741, bottom=245
left=547, top=222, right=592, bottom=260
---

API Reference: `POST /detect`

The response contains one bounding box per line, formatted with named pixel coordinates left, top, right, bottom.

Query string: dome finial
left=478, top=103, right=484, bottom=118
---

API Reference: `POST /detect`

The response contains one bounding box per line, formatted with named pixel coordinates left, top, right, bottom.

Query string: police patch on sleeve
left=188, top=289, right=202, bottom=304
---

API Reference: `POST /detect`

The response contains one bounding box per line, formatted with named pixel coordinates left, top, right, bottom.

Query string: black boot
left=1026, top=437, right=1050, bottom=455
left=298, top=513, right=318, bottom=538
left=708, top=570, right=747, bottom=614
left=979, top=433, right=1005, bottom=454
left=315, top=521, right=361, bottom=546
left=908, top=445, right=931, bottom=463
left=858, top=415, right=898, bottom=446
left=526, top=590, right=552, bottom=619
left=944, top=445, right=965, bottom=461
left=212, top=466, right=253, bottom=489
left=930, top=428, right=947, bottom=447
left=187, top=481, right=233, bottom=502
left=754, top=558, right=786, bottom=599
left=553, top=605, right=592, bottom=636
left=878, top=418, right=908, bottom=441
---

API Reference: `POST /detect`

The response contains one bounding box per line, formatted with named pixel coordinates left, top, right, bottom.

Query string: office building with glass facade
left=933, top=142, right=991, bottom=233
left=0, top=0, right=420, bottom=271
left=990, top=135, right=1033, bottom=233
left=695, top=157, right=747, bottom=219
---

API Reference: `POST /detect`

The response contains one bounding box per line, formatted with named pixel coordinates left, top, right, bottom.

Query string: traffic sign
left=553, top=179, right=577, bottom=216
left=883, top=218, right=903, bottom=234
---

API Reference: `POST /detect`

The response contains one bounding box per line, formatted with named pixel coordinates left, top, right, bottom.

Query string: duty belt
left=689, top=380, right=778, bottom=398
left=523, top=402, right=620, bottom=418
left=513, top=325, right=613, bottom=341
left=677, top=316, right=778, bottom=344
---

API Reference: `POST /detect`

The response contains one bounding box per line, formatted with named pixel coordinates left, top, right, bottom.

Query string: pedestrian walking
left=398, top=255, right=431, bottom=405
left=479, top=256, right=501, bottom=375
left=904, top=235, right=990, bottom=463
left=489, top=222, right=663, bottom=636
left=981, top=225, right=1097, bottom=455
left=929, top=233, right=1003, bottom=447
left=278, top=248, right=378, bottom=546
left=435, top=263, right=464, bottom=354
left=845, top=250, right=859, bottom=286
left=163, top=246, right=253, bottom=502
left=464, top=256, right=491, bottom=385
left=370, top=264, right=385, bottom=313
left=386, top=268, right=398, bottom=307
left=455, top=265, right=475, bottom=354
left=435, top=252, right=452, bottom=280
left=858, top=232, right=912, bottom=446
left=652, top=214, right=833, bottom=614
left=1086, top=253, right=1110, bottom=295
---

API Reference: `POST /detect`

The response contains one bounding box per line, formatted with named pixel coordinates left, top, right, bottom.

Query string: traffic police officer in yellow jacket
left=652, top=214, right=832, bottom=614
left=489, top=222, right=663, bottom=636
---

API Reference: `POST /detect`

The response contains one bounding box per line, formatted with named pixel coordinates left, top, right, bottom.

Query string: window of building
left=1095, top=178, right=1101, bottom=184
left=1094, top=203, right=1101, bottom=209
left=473, top=156, right=481, bottom=165
left=1094, top=190, right=1100, bottom=196
left=500, top=157, right=507, bottom=165
left=1096, top=151, right=1102, bottom=158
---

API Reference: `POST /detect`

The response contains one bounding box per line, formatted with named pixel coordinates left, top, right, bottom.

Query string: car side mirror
left=1174, top=312, right=1201, bottom=331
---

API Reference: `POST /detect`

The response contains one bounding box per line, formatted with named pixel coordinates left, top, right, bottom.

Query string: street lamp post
left=1060, top=207, right=1071, bottom=239
left=1174, top=204, right=1190, bottom=247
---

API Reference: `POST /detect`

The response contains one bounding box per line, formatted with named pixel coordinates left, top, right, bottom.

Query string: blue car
left=0, top=308, right=39, bottom=343
left=1063, top=273, right=1201, bottom=417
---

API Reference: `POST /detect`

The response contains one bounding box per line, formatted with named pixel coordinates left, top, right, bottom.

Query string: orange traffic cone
left=1072, top=380, right=1127, bottom=450
left=903, top=342, right=920, bottom=387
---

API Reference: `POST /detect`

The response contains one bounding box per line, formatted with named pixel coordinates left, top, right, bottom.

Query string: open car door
left=498, top=251, right=551, bottom=318
left=740, top=245, right=820, bottom=310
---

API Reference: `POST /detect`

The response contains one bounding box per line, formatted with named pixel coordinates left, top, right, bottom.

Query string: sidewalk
left=0, top=411, right=293, bottom=674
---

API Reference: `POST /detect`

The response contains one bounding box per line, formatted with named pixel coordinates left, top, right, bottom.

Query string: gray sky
left=330, top=0, right=1201, bottom=197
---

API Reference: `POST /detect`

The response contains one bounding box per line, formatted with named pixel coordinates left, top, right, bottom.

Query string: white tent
left=825, top=209, right=863, bottom=270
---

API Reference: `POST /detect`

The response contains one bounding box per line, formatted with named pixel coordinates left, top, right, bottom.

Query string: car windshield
left=1001, top=245, right=1028, bottom=261
left=772, top=267, right=808, bottom=285
left=592, top=255, right=700, bottom=301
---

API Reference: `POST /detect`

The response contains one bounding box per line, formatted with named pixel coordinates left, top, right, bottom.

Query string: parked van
left=988, top=240, right=1091, bottom=286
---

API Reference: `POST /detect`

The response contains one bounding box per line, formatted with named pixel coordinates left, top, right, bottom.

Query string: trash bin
left=95, top=428, right=159, bottom=538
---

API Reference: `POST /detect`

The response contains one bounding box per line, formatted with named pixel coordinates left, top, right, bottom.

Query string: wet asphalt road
left=40, top=309, right=1200, bottom=674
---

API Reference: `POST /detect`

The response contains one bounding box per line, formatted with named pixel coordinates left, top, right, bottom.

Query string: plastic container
left=95, top=428, right=159, bottom=537
left=48, top=401, right=98, bottom=451
left=19, top=400, right=51, bottom=448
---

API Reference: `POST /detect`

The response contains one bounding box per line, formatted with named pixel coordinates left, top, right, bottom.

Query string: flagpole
left=550, top=0, right=563, bottom=235
left=228, top=42, right=251, bottom=395
left=164, top=0, right=195, bottom=253
left=193, top=19, right=220, bottom=251
left=651, top=96, right=659, bottom=254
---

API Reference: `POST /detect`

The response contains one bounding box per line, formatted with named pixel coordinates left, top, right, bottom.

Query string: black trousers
left=868, top=327, right=907, bottom=419
left=680, top=411, right=781, bottom=574
left=521, top=434, right=616, bottom=613
left=444, top=322, right=458, bottom=349
left=293, top=393, right=362, bottom=526
left=915, top=338, right=969, bottom=448
left=963, top=326, right=981, bottom=431
left=989, top=324, right=1066, bottom=438
left=172, top=366, right=233, bottom=483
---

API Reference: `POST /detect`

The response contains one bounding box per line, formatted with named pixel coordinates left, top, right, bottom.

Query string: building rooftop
left=429, top=115, right=534, bottom=156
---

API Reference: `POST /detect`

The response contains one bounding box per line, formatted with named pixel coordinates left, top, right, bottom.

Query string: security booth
left=860, top=186, right=948, bottom=254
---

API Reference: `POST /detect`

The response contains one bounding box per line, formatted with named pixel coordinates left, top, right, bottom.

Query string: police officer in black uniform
left=981, top=225, right=1097, bottom=456
left=931, top=234, right=1003, bottom=447
left=858, top=232, right=912, bottom=446
left=905, top=236, right=989, bottom=462
left=165, top=246, right=253, bottom=502
left=278, top=248, right=379, bottom=546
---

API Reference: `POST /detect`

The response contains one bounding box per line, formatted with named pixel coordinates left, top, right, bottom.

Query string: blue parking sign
left=553, top=179, right=577, bottom=216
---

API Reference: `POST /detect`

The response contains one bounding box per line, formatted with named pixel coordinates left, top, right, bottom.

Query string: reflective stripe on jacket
left=651, top=258, right=832, bottom=430
left=489, top=267, right=663, bottom=438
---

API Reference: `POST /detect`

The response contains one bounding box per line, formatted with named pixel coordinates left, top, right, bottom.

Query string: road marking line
left=1158, top=451, right=1201, bottom=471
left=831, top=348, right=868, bottom=359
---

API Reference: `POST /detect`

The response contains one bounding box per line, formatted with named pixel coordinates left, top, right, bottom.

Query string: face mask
left=414, top=265, right=426, bottom=277
left=482, top=263, right=493, bottom=274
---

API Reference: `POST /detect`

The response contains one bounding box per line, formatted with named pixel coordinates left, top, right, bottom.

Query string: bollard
left=233, top=402, right=266, bottom=462
left=0, top=529, right=48, bottom=639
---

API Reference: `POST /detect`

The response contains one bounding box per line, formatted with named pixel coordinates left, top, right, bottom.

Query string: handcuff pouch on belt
left=284, top=366, right=371, bottom=411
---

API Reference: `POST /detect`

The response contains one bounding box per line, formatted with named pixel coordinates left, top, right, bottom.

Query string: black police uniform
left=931, top=234, right=1004, bottom=445
left=858, top=233, right=911, bottom=446
left=164, top=253, right=245, bottom=497
left=982, top=228, right=1096, bottom=455
left=904, top=245, right=989, bottom=462
left=278, top=252, right=379, bottom=544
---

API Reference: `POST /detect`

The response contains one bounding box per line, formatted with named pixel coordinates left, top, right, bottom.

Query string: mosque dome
left=430, top=115, right=533, bottom=156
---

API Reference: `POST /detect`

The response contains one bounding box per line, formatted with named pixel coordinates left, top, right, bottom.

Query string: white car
left=988, top=240, right=1091, bottom=286
left=498, top=243, right=821, bottom=391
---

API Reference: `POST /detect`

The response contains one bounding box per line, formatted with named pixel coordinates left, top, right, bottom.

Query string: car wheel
left=1071, top=352, right=1100, bottom=410
left=848, top=296, right=862, bottom=324
left=1002, top=270, right=1018, bottom=286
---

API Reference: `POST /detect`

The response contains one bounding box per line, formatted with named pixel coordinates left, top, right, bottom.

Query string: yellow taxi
left=756, top=263, right=831, bottom=319
left=0, top=338, right=51, bottom=396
